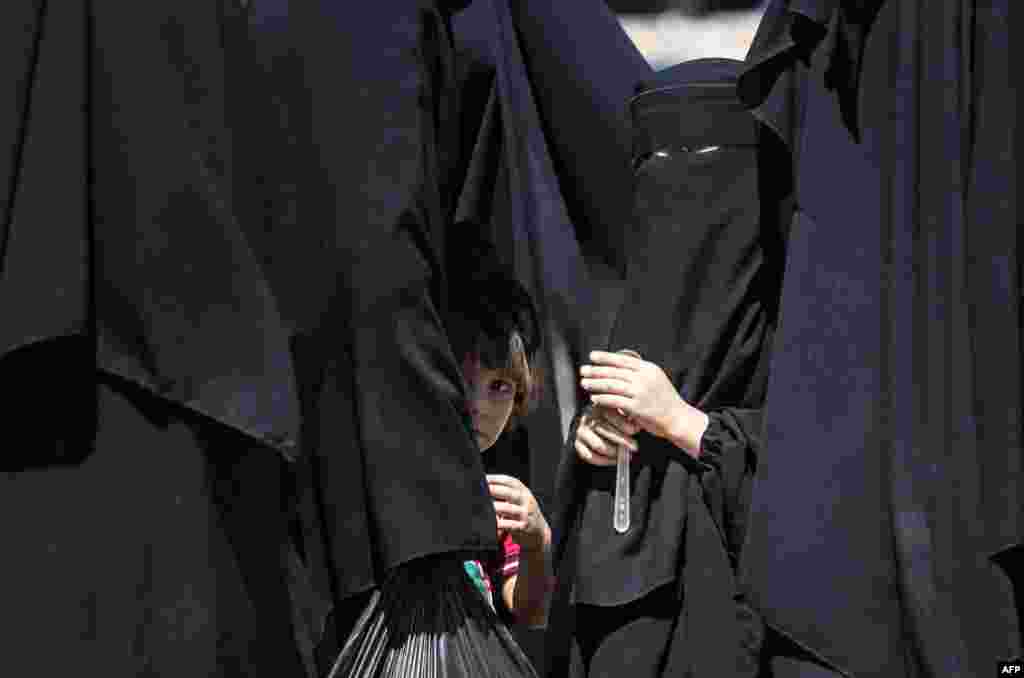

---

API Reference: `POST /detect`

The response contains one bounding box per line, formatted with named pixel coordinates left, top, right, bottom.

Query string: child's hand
left=486, top=475, right=550, bottom=552
left=573, top=405, right=639, bottom=467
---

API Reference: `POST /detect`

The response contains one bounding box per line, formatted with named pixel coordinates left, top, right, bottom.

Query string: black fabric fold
left=991, top=544, right=1024, bottom=654
left=739, top=0, right=886, bottom=145
left=327, top=555, right=539, bottom=678
left=4, top=1, right=528, bottom=674
left=1, top=0, right=301, bottom=459
left=263, top=0, right=502, bottom=610
left=505, top=0, right=653, bottom=276
left=0, top=0, right=89, bottom=365
left=450, top=0, right=609, bottom=523
left=698, top=409, right=761, bottom=570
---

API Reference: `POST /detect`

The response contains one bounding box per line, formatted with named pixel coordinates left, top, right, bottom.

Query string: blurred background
left=612, top=0, right=766, bottom=68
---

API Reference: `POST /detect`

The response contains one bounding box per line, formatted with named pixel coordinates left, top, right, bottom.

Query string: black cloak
left=737, top=1, right=1022, bottom=676
left=2, top=2, right=307, bottom=675
left=506, top=0, right=653, bottom=285
left=447, top=0, right=662, bottom=530
left=546, top=59, right=785, bottom=678
left=448, top=2, right=664, bottom=666
left=292, top=0, right=642, bottom=668
left=235, top=0, right=534, bottom=667
left=450, top=0, right=601, bottom=519
left=490, top=0, right=656, bottom=515
left=444, top=0, right=656, bottom=665
left=2, top=0, right=500, bottom=675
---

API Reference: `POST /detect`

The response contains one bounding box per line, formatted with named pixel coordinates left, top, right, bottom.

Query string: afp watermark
left=999, top=660, right=1024, bottom=675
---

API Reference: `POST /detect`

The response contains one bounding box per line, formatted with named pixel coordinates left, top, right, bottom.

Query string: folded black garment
left=328, top=555, right=539, bottom=678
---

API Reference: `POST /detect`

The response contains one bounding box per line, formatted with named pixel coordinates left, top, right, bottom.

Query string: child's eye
left=488, top=379, right=515, bottom=398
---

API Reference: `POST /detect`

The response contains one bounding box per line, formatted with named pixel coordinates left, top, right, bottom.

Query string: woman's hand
left=580, top=350, right=708, bottom=458
left=487, top=475, right=551, bottom=552
left=573, top=405, right=640, bottom=467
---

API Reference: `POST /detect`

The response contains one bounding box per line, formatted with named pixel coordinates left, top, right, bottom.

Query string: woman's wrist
left=667, top=399, right=710, bottom=459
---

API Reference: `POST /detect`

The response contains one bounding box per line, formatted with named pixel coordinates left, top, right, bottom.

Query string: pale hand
left=574, top=404, right=640, bottom=467
left=580, top=350, right=707, bottom=458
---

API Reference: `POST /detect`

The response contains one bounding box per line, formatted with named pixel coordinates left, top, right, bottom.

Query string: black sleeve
left=697, top=408, right=762, bottom=569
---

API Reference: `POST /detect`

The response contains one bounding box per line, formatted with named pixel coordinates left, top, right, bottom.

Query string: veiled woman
left=546, top=58, right=787, bottom=678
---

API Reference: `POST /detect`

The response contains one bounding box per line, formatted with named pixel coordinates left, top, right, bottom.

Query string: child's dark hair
left=448, top=236, right=544, bottom=430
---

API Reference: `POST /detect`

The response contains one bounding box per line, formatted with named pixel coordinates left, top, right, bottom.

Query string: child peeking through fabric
left=450, top=239, right=554, bottom=630
left=326, top=239, right=552, bottom=678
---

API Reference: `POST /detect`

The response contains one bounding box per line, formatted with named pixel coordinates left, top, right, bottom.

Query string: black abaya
left=2, top=0, right=504, bottom=675
left=548, top=59, right=783, bottom=678
left=738, top=1, right=1022, bottom=676
left=2, top=2, right=307, bottom=674
left=235, top=0, right=513, bottom=661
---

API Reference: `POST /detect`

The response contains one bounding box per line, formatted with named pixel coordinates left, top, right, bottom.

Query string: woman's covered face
left=461, top=355, right=517, bottom=452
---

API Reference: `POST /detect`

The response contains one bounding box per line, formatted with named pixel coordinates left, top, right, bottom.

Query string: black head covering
left=548, top=58, right=782, bottom=678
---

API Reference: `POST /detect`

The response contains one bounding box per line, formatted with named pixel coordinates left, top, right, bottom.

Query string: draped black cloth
left=1, top=1, right=300, bottom=464
left=2, top=0, right=508, bottom=675
left=2, top=2, right=308, bottom=674
left=447, top=1, right=652, bottom=666
left=546, top=59, right=785, bottom=677
left=451, top=0, right=600, bottom=519
left=325, top=555, right=540, bottom=678
left=237, top=1, right=526, bottom=668
left=493, top=0, right=655, bottom=526
left=299, top=0, right=639, bottom=668
left=263, top=0, right=498, bottom=599
left=446, top=0, right=664, bottom=534
left=451, top=3, right=660, bottom=668
left=506, top=0, right=652, bottom=278
left=738, top=1, right=1022, bottom=676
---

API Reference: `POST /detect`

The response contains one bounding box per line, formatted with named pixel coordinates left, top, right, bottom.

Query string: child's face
left=461, top=355, right=518, bottom=452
